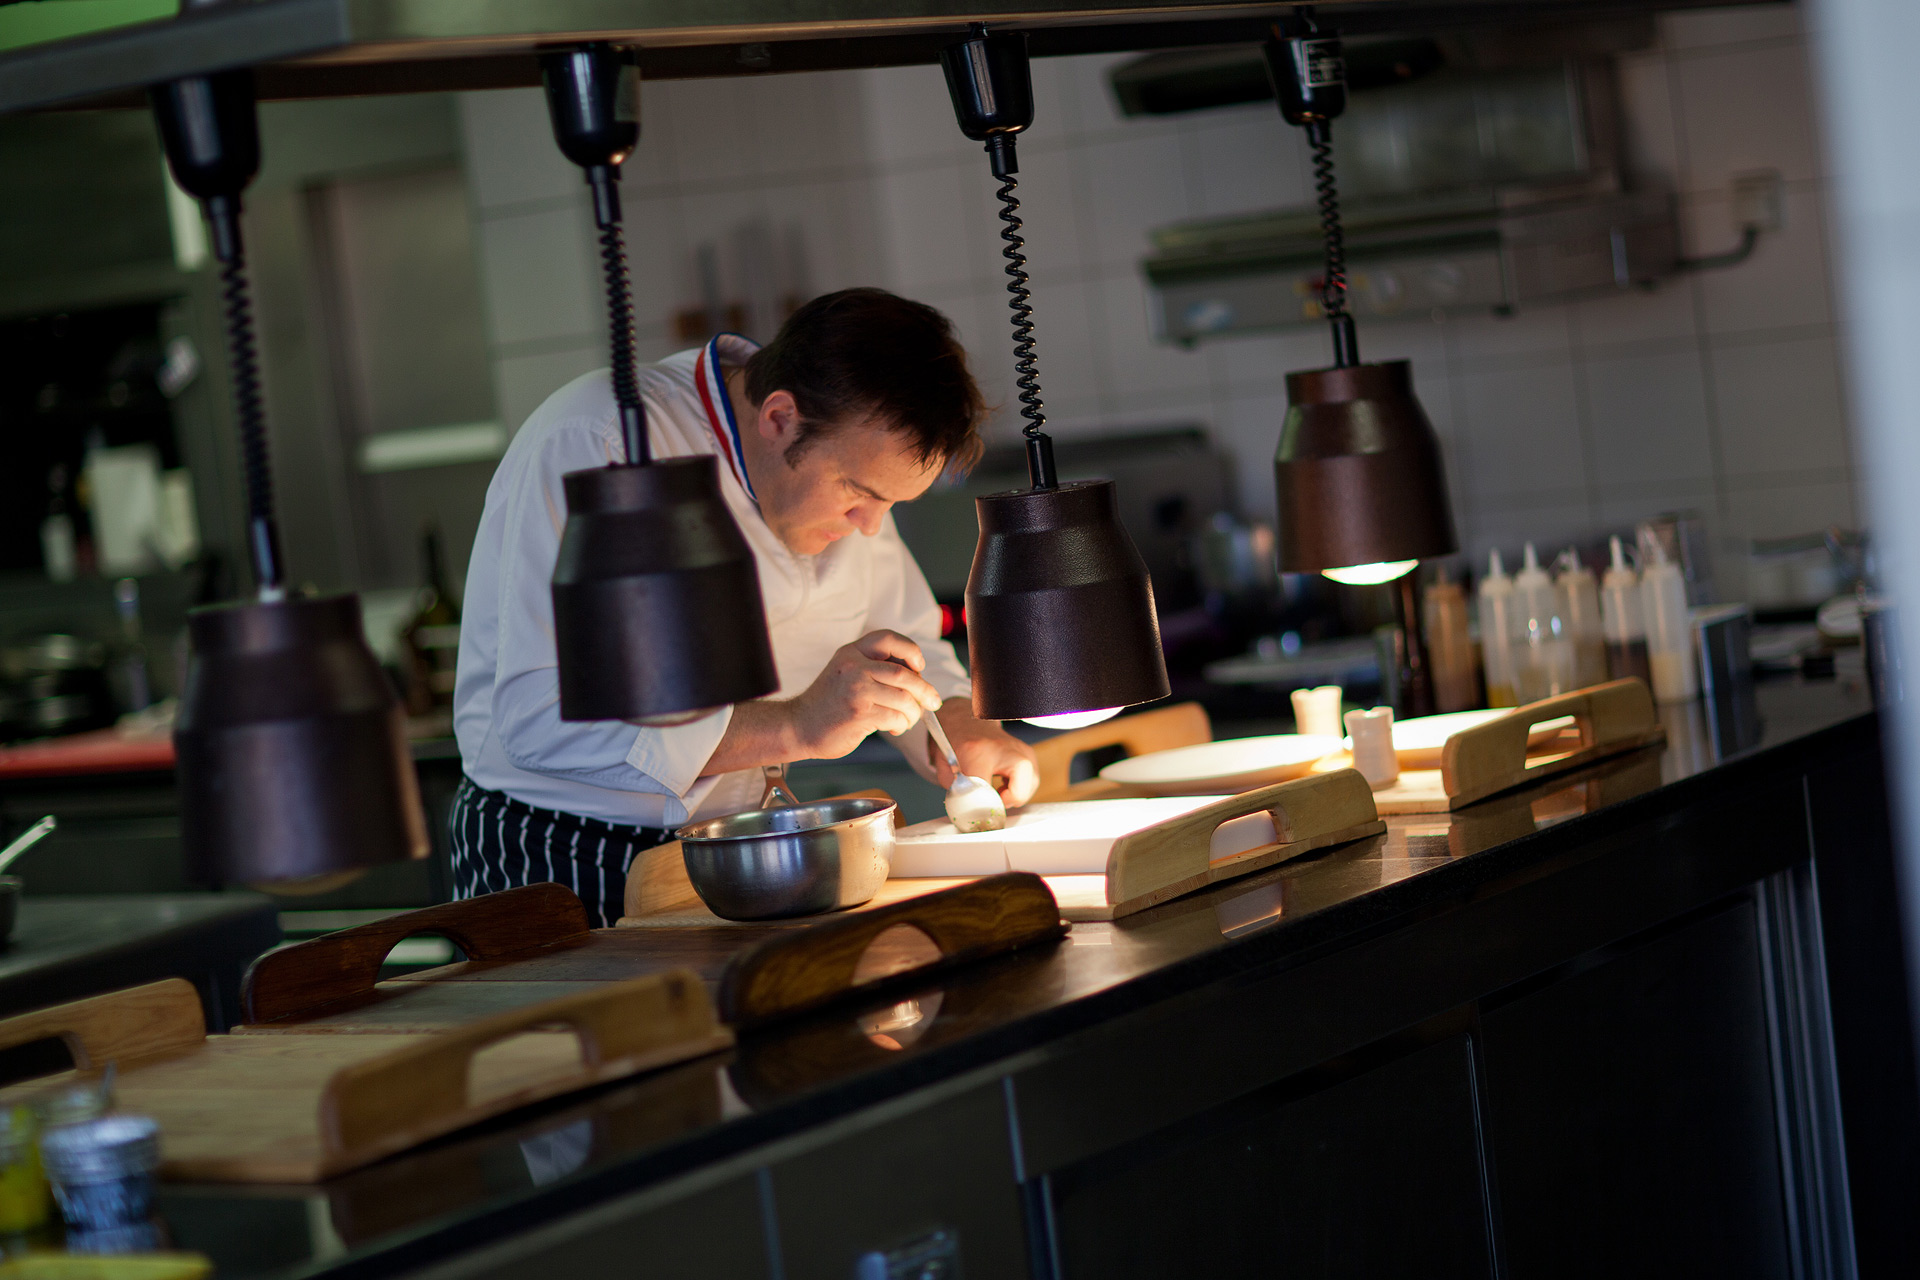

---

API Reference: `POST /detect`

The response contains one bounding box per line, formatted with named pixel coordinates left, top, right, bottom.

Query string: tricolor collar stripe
left=695, top=335, right=756, bottom=501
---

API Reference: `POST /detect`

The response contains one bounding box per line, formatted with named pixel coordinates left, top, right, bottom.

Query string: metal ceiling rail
left=0, top=0, right=1753, bottom=114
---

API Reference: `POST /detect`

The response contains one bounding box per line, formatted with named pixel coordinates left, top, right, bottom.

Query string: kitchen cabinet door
left=1046, top=1034, right=1493, bottom=1280
left=1480, top=899, right=1791, bottom=1280
left=767, top=1082, right=1030, bottom=1280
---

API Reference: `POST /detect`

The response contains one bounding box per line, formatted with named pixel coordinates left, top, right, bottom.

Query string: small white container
left=1344, top=706, right=1399, bottom=789
left=1290, top=685, right=1344, bottom=738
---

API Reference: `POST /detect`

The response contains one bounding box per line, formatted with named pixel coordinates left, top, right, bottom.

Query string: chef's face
left=749, top=390, right=945, bottom=556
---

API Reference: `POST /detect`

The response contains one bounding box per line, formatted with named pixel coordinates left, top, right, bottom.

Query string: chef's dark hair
left=745, top=288, right=986, bottom=473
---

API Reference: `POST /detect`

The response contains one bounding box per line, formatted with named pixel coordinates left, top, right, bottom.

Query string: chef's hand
left=927, top=699, right=1040, bottom=808
left=789, top=630, right=943, bottom=760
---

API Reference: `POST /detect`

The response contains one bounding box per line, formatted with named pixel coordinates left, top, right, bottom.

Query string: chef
left=451, top=288, right=1039, bottom=924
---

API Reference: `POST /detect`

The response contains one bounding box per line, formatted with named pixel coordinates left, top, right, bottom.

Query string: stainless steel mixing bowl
left=676, top=797, right=895, bottom=920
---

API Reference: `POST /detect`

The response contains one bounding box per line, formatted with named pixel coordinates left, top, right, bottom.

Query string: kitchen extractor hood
left=1134, top=47, right=1770, bottom=340
left=0, top=0, right=1778, bottom=116
left=1148, top=186, right=1682, bottom=343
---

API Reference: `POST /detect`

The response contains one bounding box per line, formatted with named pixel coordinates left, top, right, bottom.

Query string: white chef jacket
left=453, top=335, right=971, bottom=828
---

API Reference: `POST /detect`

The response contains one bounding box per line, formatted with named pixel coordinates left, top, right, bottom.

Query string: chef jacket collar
left=694, top=333, right=761, bottom=502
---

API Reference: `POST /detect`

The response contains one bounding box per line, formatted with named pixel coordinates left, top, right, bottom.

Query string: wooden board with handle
left=243, top=882, right=593, bottom=1027
left=717, top=872, right=1067, bottom=1029
left=0, top=976, right=731, bottom=1184
left=1357, top=679, right=1665, bottom=814
left=1088, top=767, right=1384, bottom=919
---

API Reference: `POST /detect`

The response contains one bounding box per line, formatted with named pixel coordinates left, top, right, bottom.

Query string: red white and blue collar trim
left=693, top=334, right=760, bottom=502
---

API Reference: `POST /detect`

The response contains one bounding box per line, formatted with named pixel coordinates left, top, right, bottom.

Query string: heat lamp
left=941, top=26, right=1171, bottom=724
left=1264, top=19, right=1458, bottom=715
left=152, top=70, right=428, bottom=885
left=539, top=45, right=779, bottom=725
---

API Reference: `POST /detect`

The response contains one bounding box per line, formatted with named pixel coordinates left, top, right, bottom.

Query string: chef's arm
left=698, top=630, right=942, bottom=777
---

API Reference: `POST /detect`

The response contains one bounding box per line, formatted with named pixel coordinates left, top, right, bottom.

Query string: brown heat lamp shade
left=551, top=455, right=779, bottom=723
left=1274, top=360, right=1458, bottom=573
left=966, top=480, right=1171, bottom=721
left=175, top=594, right=428, bottom=886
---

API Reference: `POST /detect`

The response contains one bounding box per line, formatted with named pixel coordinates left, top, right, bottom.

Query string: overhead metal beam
left=0, top=0, right=1761, bottom=115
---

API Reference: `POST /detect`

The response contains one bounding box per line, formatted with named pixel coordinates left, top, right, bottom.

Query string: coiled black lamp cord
left=207, top=198, right=284, bottom=598
left=985, top=134, right=1058, bottom=490
left=589, top=165, right=649, bottom=466
left=1306, top=119, right=1359, bottom=368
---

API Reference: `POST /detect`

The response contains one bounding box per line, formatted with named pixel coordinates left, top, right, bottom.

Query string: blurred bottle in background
left=1640, top=532, right=1698, bottom=703
left=1423, top=567, right=1478, bottom=712
left=401, top=523, right=461, bottom=718
left=1601, top=535, right=1652, bottom=685
left=1512, top=542, right=1574, bottom=703
left=1479, top=550, right=1518, bottom=708
left=112, top=577, right=151, bottom=714
left=1556, top=548, right=1608, bottom=688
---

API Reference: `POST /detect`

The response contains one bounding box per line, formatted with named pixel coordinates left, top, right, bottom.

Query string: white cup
left=1344, top=706, right=1399, bottom=789
left=1291, top=684, right=1345, bottom=738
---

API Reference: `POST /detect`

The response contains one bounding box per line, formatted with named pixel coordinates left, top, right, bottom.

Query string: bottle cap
left=1482, top=549, right=1511, bottom=593
left=1514, top=541, right=1551, bottom=590
left=1604, top=535, right=1636, bottom=588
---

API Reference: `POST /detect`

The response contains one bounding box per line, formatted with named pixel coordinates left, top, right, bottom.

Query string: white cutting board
left=890, top=797, right=1281, bottom=877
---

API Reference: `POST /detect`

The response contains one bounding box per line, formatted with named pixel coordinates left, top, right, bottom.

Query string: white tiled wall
left=457, top=1, right=1852, bottom=597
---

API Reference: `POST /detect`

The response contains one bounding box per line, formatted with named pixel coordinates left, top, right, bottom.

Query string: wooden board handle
left=321, top=970, right=726, bottom=1159
left=1440, top=679, right=1657, bottom=799
left=1105, top=769, right=1379, bottom=906
left=1031, top=703, right=1212, bottom=802
left=0, top=979, right=204, bottom=1069
left=244, top=883, right=593, bottom=1025
left=717, top=872, right=1067, bottom=1029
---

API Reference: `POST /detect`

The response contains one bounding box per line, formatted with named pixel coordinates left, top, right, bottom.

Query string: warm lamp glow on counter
left=1321, top=560, right=1418, bottom=586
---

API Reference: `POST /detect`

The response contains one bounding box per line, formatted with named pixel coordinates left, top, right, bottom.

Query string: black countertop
left=0, top=893, right=279, bottom=1026
left=140, top=676, right=1875, bottom=1278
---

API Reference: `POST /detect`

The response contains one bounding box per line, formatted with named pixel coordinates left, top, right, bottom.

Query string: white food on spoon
left=923, top=708, right=1007, bottom=833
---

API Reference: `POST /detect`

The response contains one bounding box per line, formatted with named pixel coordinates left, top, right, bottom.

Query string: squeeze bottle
left=1556, top=548, right=1608, bottom=687
left=1640, top=536, right=1698, bottom=702
left=1423, top=567, right=1478, bottom=713
left=1478, top=551, right=1518, bottom=708
left=1601, top=535, right=1652, bottom=685
left=1513, top=542, right=1574, bottom=703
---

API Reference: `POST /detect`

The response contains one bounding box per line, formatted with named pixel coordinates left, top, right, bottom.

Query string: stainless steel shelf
left=0, top=0, right=1752, bottom=115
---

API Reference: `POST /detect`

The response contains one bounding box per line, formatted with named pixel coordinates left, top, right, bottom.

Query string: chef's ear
left=756, top=389, right=802, bottom=447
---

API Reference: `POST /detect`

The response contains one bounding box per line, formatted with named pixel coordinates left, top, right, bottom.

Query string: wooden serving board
left=1322, top=680, right=1664, bottom=814
left=621, top=773, right=1382, bottom=925
left=0, top=976, right=731, bottom=1183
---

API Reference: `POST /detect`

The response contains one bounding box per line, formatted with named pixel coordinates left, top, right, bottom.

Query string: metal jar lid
left=38, top=1115, right=160, bottom=1185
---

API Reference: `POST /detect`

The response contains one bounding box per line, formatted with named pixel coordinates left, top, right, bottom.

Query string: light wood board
left=0, top=977, right=731, bottom=1184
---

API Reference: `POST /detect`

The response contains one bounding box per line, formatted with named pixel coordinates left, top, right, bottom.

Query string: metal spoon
left=923, top=711, right=1007, bottom=833
left=0, top=814, right=55, bottom=876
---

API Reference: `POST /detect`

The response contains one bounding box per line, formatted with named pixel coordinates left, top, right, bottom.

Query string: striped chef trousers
left=446, top=777, right=673, bottom=928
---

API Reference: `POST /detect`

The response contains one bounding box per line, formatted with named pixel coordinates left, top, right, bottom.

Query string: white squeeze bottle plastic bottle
left=1601, top=535, right=1652, bottom=685
left=1557, top=548, right=1608, bottom=687
left=1640, top=536, right=1698, bottom=702
left=1513, top=542, right=1574, bottom=702
left=1478, top=551, right=1518, bottom=708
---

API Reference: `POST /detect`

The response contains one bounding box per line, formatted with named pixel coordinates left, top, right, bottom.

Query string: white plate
left=1096, top=734, right=1345, bottom=797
